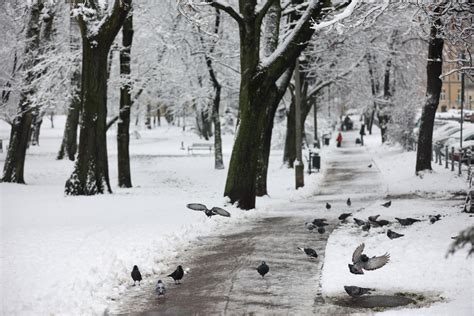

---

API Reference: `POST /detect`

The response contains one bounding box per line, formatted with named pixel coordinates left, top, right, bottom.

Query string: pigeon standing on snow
left=348, top=243, right=390, bottom=275
left=387, top=229, right=404, bottom=239
left=429, top=214, right=441, bottom=224
left=257, top=261, right=269, bottom=278
left=155, top=280, right=166, bottom=296
left=305, top=222, right=316, bottom=232
left=131, top=265, right=142, bottom=286
left=312, top=218, right=329, bottom=227
left=326, top=202, right=331, bottom=210
left=395, top=217, right=421, bottom=226
left=353, top=218, right=367, bottom=226
left=317, top=227, right=326, bottom=234
left=186, top=203, right=231, bottom=218
left=362, top=223, right=371, bottom=231
left=298, top=247, right=318, bottom=258
left=168, top=265, right=184, bottom=284
left=339, top=213, right=352, bottom=221
left=347, top=198, right=352, bottom=207
left=368, top=215, right=390, bottom=227
left=344, top=286, right=375, bottom=297
left=381, top=201, right=392, bottom=208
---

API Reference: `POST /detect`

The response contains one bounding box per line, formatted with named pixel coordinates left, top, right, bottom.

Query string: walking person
left=336, top=132, right=343, bottom=148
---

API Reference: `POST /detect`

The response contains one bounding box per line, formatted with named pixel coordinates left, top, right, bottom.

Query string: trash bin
left=324, top=137, right=330, bottom=146
left=312, top=154, right=320, bottom=170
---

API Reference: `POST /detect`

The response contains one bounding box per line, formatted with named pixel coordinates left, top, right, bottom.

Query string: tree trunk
left=117, top=9, right=133, bottom=188
left=416, top=9, right=444, bottom=173
left=58, top=1, right=82, bottom=160
left=65, top=0, right=132, bottom=195
left=2, top=1, right=43, bottom=183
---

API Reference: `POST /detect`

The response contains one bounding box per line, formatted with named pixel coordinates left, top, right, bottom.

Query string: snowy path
left=111, top=131, right=379, bottom=315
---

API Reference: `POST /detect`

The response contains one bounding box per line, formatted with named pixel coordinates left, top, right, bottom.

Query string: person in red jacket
left=336, top=132, right=343, bottom=147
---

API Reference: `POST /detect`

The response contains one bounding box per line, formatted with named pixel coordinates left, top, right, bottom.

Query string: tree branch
left=205, top=0, right=243, bottom=25
left=256, top=0, right=277, bottom=28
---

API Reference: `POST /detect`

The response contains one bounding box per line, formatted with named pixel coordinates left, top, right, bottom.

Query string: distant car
left=341, top=116, right=353, bottom=131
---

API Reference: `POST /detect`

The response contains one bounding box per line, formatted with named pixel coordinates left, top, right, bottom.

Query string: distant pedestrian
left=360, top=124, right=366, bottom=146
left=336, top=132, right=343, bottom=147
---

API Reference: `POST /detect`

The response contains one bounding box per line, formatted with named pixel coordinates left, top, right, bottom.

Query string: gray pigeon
left=339, top=213, right=352, bottom=221
left=298, top=247, right=318, bottom=258
left=257, top=261, right=269, bottom=278
left=381, top=201, right=392, bottom=208
left=348, top=243, right=390, bottom=275
left=317, top=227, right=326, bottom=234
left=368, top=164, right=373, bottom=168
left=305, top=222, right=316, bottom=232
left=347, top=198, right=352, bottom=207
left=313, top=219, right=329, bottom=227
left=395, top=217, right=421, bottom=226
left=353, top=218, right=366, bottom=226
left=326, top=202, right=331, bottom=210
left=387, top=229, right=404, bottom=239
left=429, top=214, right=441, bottom=224
left=155, top=280, right=166, bottom=296
left=186, top=203, right=231, bottom=218
left=362, top=223, right=371, bottom=231
left=369, top=215, right=390, bottom=227
left=368, top=215, right=380, bottom=222
left=344, top=285, right=375, bottom=297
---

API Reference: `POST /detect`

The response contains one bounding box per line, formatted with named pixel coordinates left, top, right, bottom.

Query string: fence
left=432, top=143, right=473, bottom=188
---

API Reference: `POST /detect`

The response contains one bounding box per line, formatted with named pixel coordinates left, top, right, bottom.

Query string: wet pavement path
left=112, top=132, right=381, bottom=315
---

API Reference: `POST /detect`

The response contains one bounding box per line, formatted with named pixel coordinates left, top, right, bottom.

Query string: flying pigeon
left=131, top=265, right=142, bottom=286
left=168, top=265, right=184, bottom=284
left=257, top=261, right=269, bottom=278
left=298, top=247, right=318, bottom=258
left=429, top=214, right=441, bottom=224
left=187, top=203, right=231, bottom=218
left=326, top=202, right=331, bottom=210
left=353, top=218, right=366, bottom=226
left=381, top=201, right=392, bottom=208
left=305, top=222, right=316, bottom=232
left=339, top=213, right=352, bottom=221
left=317, top=227, right=326, bottom=234
left=344, top=285, right=375, bottom=297
left=387, top=229, right=404, bottom=239
left=368, top=164, right=373, bottom=168
left=347, top=198, right=352, bottom=207
left=348, top=243, right=390, bottom=275
left=395, top=217, right=421, bottom=226
left=155, top=280, right=166, bottom=296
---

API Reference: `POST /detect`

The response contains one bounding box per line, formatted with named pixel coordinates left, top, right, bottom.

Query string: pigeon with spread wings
left=348, top=243, right=390, bottom=274
left=187, top=203, right=231, bottom=218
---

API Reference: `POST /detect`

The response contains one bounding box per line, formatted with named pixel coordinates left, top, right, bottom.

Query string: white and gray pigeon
left=155, top=280, right=166, bottom=296
left=297, top=247, right=318, bottom=258
left=186, top=203, right=231, bottom=218
left=344, top=285, right=375, bottom=297
left=305, top=222, right=316, bottom=232
left=348, top=243, right=390, bottom=275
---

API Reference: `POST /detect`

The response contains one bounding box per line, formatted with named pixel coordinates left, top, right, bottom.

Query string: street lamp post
left=294, top=59, right=304, bottom=189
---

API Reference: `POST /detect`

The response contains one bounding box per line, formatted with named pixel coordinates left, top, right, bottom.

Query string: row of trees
left=1, top=0, right=471, bottom=209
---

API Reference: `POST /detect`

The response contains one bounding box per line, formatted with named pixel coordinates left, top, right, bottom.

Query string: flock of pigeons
left=129, top=199, right=442, bottom=301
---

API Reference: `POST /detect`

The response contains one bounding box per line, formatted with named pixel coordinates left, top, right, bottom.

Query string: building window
left=457, top=89, right=461, bottom=104
left=440, top=89, right=446, bottom=100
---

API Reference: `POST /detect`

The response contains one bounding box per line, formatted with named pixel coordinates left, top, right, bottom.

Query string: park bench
left=187, top=143, right=214, bottom=154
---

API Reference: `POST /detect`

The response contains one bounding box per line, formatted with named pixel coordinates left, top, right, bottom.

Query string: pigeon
left=317, top=227, right=326, bottom=234
left=326, top=202, right=331, bottom=210
left=298, top=247, right=318, bottom=258
left=257, top=261, right=269, bottom=278
left=305, top=222, right=316, bottom=232
left=374, top=219, right=390, bottom=227
left=353, top=218, right=366, bottom=226
left=339, top=213, right=352, bottom=221
left=168, top=265, right=184, bottom=284
left=344, top=285, right=375, bottom=297
left=429, top=214, right=441, bottom=224
left=387, top=229, right=404, bottom=239
left=348, top=243, right=390, bottom=275
left=362, top=223, right=371, bottom=231
left=155, top=280, right=166, bottom=296
left=395, top=217, right=421, bottom=226
left=131, top=265, right=142, bottom=286
left=347, top=198, right=352, bottom=207
left=368, top=164, right=373, bottom=168
left=368, top=215, right=380, bottom=222
left=312, top=219, right=329, bottom=227
left=186, top=203, right=231, bottom=218
left=381, top=201, right=392, bottom=208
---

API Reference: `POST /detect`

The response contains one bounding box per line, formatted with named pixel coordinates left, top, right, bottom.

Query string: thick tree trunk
left=416, top=10, right=444, bottom=173
left=2, top=2, right=43, bottom=183
left=117, top=10, right=133, bottom=188
left=58, top=2, right=82, bottom=160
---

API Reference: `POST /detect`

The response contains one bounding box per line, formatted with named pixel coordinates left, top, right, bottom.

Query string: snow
left=321, top=127, right=473, bottom=315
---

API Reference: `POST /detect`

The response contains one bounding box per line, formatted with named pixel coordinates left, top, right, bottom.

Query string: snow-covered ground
left=321, top=129, right=473, bottom=315
left=0, top=116, right=328, bottom=315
